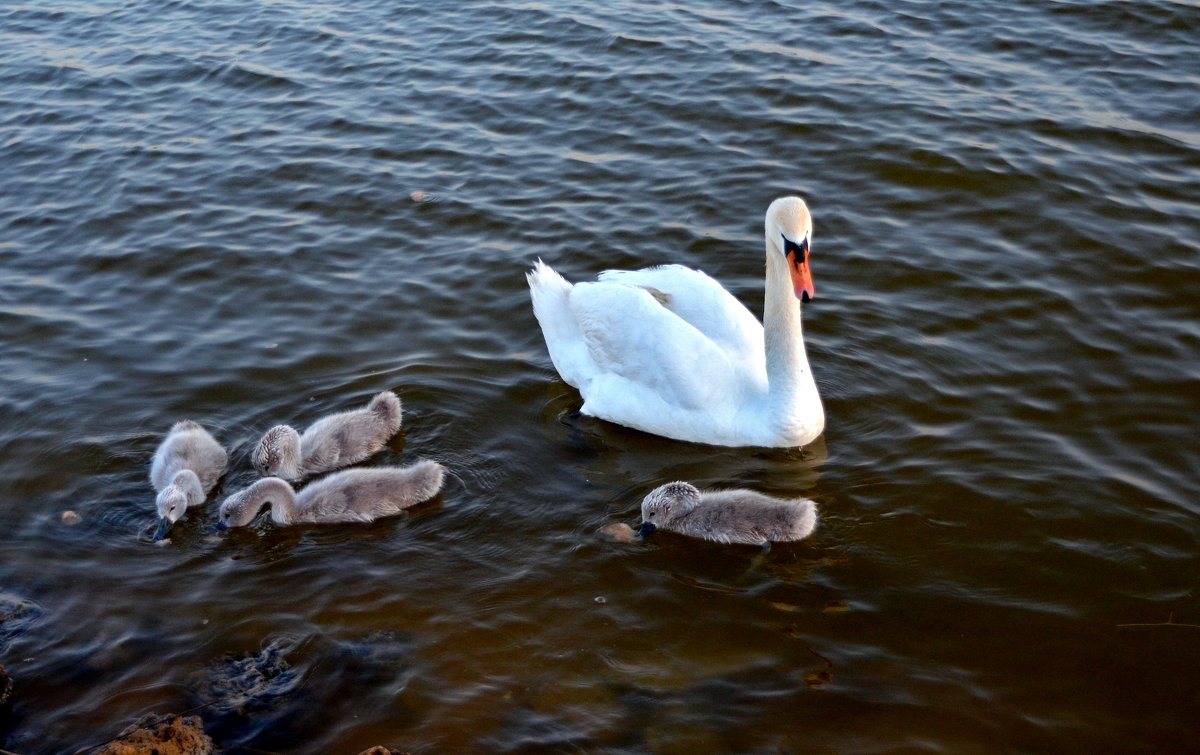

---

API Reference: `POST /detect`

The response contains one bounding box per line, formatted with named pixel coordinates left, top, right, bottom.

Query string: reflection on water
left=1, top=0, right=1198, bottom=752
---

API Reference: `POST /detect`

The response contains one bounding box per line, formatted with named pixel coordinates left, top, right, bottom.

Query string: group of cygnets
left=150, top=390, right=817, bottom=548
left=149, top=390, right=443, bottom=541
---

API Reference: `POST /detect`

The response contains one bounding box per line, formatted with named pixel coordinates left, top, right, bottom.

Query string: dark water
left=2, top=0, right=1198, bottom=752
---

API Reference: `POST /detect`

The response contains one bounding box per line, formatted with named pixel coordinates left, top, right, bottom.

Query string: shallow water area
left=2, top=0, right=1199, bottom=752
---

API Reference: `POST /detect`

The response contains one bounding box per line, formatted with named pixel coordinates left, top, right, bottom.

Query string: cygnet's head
left=637, top=481, right=701, bottom=538
left=217, top=478, right=287, bottom=530
left=251, top=425, right=301, bottom=478
left=153, top=470, right=203, bottom=541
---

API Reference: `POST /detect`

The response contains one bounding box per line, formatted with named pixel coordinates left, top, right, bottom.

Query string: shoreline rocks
left=96, top=714, right=214, bottom=755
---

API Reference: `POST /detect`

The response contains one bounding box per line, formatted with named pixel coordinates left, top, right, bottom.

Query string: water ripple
left=1, top=0, right=1198, bottom=752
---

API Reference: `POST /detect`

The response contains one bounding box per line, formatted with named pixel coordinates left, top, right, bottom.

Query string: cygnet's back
left=638, top=481, right=816, bottom=545
left=252, top=390, right=403, bottom=480
left=151, top=420, right=227, bottom=493
left=291, top=460, right=443, bottom=524
left=219, top=459, right=445, bottom=528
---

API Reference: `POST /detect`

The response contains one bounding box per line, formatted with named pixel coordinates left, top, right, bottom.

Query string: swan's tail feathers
left=526, top=260, right=590, bottom=388
left=527, top=258, right=568, bottom=288
left=402, top=459, right=445, bottom=505
left=368, top=390, right=403, bottom=431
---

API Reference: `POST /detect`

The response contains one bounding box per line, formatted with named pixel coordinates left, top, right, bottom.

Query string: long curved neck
left=251, top=478, right=301, bottom=524
left=762, top=246, right=821, bottom=437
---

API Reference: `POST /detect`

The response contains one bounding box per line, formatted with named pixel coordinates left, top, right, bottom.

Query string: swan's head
left=216, top=479, right=278, bottom=530
left=766, top=196, right=815, bottom=303
left=251, top=425, right=302, bottom=478
left=153, top=469, right=203, bottom=541
left=637, top=481, right=702, bottom=537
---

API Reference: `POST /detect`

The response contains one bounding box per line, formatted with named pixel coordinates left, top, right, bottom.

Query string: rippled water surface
left=2, top=0, right=1198, bottom=752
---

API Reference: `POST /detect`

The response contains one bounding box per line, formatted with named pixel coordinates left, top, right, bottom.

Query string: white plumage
left=527, top=196, right=824, bottom=447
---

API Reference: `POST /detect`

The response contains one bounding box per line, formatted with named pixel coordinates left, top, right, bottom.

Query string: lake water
left=2, top=0, right=1198, bottom=752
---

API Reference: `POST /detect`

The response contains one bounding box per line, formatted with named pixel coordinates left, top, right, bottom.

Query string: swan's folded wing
left=569, top=280, right=736, bottom=411
left=598, top=265, right=764, bottom=370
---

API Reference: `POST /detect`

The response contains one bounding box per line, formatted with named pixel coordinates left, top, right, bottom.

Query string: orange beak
left=791, top=259, right=815, bottom=302
left=783, top=235, right=815, bottom=302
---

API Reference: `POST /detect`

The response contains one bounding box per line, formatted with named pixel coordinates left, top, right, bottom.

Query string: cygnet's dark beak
left=213, top=521, right=229, bottom=533
left=636, top=521, right=656, bottom=539
left=152, top=517, right=173, bottom=541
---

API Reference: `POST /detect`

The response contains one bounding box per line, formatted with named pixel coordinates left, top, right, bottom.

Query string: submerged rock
left=96, top=714, right=213, bottom=755
left=196, top=639, right=299, bottom=715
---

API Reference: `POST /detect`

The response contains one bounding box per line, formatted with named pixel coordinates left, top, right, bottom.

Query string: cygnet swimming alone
left=251, top=390, right=403, bottom=480
left=150, top=420, right=228, bottom=540
left=636, top=481, right=817, bottom=545
left=217, top=459, right=444, bottom=529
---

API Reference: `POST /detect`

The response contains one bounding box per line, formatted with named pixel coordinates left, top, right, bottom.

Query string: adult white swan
left=527, top=196, right=824, bottom=447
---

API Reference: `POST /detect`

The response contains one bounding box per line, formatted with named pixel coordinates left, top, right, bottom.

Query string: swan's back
left=529, top=262, right=765, bottom=393
left=597, top=265, right=765, bottom=370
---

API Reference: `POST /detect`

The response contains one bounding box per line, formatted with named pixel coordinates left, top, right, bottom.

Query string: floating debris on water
left=600, top=522, right=637, bottom=542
